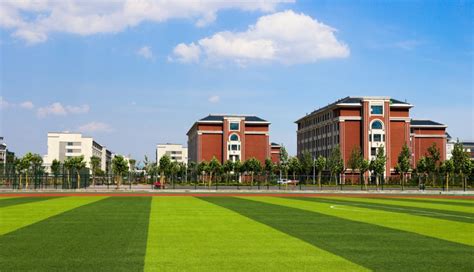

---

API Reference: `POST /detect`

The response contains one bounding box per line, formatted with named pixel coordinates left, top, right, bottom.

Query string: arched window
left=229, top=134, right=239, bottom=141
left=371, top=120, right=383, bottom=130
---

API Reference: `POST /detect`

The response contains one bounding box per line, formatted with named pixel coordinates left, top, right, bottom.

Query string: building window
left=230, top=122, right=240, bottom=131
left=371, top=120, right=383, bottom=130
left=229, top=134, right=239, bottom=141
left=371, top=105, right=383, bottom=115
left=371, top=148, right=377, bottom=156
left=369, top=134, right=372, bottom=141
left=67, top=142, right=73, bottom=146
left=373, top=134, right=382, bottom=142
left=67, top=149, right=73, bottom=153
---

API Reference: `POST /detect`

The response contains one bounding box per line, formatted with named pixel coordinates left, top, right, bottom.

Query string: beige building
left=156, top=143, right=188, bottom=165
left=43, top=132, right=112, bottom=173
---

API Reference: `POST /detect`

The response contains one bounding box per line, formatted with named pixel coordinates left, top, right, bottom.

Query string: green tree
left=439, top=159, right=454, bottom=191
left=112, top=155, right=129, bottom=189
left=63, top=157, right=74, bottom=188
left=288, top=157, right=301, bottom=181
left=395, top=143, right=411, bottom=190
left=89, top=156, right=101, bottom=187
left=348, top=146, right=362, bottom=184
left=51, top=159, right=62, bottom=186
left=159, top=155, right=172, bottom=189
left=416, top=156, right=428, bottom=187
left=451, top=141, right=471, bottom=189
left=280, top=145, right=289, bottom=178
left=264, top=158, right=275, bottom=185
left=223, top=160, right=234, bottom=184
left=425, top=143, right=441, bottom=186
left=197, top=161, right=208, bottom=183
left=328, top=145, right=344, bottom=185
left=70, top=156, right=86, bottom=189
left=360, top=159, right=370, bottom=190
left=300, top=151, right=313, bottom=181
left=369, top=147, right=386, bottom=189
left=314, top=155, right=326, bottom=189
left=207, top=157, right=221, bottom=187
left=243, top=157, right=262, bottom=186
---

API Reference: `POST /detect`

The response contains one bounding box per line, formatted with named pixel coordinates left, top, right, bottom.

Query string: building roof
left=199, top=114, right=268, bottom=123
left=296, top=96, right=412, bottom=123
left=410, top=119, right=446, bottom=126
left=271, top=142, right=281, bottom=147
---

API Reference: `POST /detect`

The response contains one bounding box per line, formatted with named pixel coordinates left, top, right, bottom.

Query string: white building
left=156, top=143, right=188, bottom=165
left=43, top=132, right=112, bottom=173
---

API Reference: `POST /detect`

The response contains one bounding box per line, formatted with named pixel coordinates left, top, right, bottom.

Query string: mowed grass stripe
left=0, top=197, right=151, bottom=271
left=0, top=196, right=106, bottom=235
left=205, top=197, right=474, bottom=272
left=373, top=197, right=474, bottom=208
left=340, top=197, right=474, bottom=214
left=0, top=196, right=57, bottom=208
left=145, top=197, right=367, bottom=272
left=310, top=197, right=473, bottom=224
left=252, top=197, right=474, bottom=246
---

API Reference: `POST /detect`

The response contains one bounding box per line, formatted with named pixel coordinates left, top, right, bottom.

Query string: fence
left=0, top=172, right=472, bottom=191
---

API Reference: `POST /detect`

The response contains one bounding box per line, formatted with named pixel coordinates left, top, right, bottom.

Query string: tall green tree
left=112, top=155, right=129, bottom=189
left=395, top=143, right=411, bottom=190
left=451, top=141, right=471, bottom=189
left=314, top=155, right=326, bottom=189
left=89, top=156, right=101, bottom=187
left=223, top=160, right=234, bottom=184
left=280, top=145, right=289, bottom=178
left=207, top=157, right=221, bottom=187
left=328, top=145, right=344, bottom=185
left=63, top=157, right=74, bottom=188
left=416, top=156, right=428, bottom=187
left=243, top=157, right=262, bottom=186
left=369, top=147, right=386, bottom=189
left=197, top=161, right=208, bottom=183
left=70, top=156, right=86, bottom=189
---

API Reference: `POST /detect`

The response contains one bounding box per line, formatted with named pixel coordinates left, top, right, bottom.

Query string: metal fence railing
left=0, top=173, right=472, bottom=191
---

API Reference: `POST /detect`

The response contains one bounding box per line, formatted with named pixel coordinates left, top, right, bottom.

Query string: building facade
left=187, top=114, right=280, bottom=164
left=296, top=96, right=447, bottom=176
left=156, top=144, right=188, bottom=165
left=43, top=132, right=112, bottom=173
left=0, top=137, right=14, bottom=170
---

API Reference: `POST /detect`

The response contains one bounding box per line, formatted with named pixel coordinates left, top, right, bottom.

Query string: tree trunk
left=445, top=173, right=449, bottom=192
left=318, top=172, right=322, bottom=190
left=376, top=175, right=379, bottom=190
left=77, top=171, right=81, bottom=189
left=25, top=172, right=29, bottom=189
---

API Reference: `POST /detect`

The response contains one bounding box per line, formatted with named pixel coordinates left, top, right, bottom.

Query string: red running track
left=0, top=192, right=473, bottom=199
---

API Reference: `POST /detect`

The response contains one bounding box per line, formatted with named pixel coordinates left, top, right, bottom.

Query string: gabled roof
left=199, top=114, right=268, bottom=123
left=411, top=119, right=447, bottom=127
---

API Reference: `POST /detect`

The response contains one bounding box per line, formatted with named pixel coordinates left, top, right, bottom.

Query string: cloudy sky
left=0, top=0, right=472, bottom=160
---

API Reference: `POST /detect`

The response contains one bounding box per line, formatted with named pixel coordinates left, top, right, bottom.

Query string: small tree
left=288, top=157, right=301, bottom=181
left=439, top=159, right=454, bottom=191
left=369, top=147, right=386, bottom=190
left=416, top=156, right=428, bottom=187
left=223, top=160, right=234, bottom=184
left=197, top=161, right=208, bottom=183
left=425, top=143, right=441, bottom=186
left=360, top=159, right=370, bottom=190
left=207, top=157, right=221, bottom=188
left=348, top=147, right=362, bottom=184
left=280, top=145, right=289, bottom=178
left=300, top=151, right=313, bottom=182
left=70, top=156, right=86, bottom=188
left=63, top=157, right=74, bottom=188
left=264, top=158, right=274, bottom=185
left=314, top=155, right=326, bottom=189
left=243, top=157, right=262, bottom=186
left=395, top=144, right=411, bottom=190
left=159, top=155, right=171, bottom=189
left=112, top=155, right=129, bottom=189
left=328, top=145, right=344, bottom=185
left=90, top=156, right=101, bottom=187
left=452, top=141, right=471, bottom=189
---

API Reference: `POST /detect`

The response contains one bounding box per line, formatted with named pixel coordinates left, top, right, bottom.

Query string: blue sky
left=0, top=0, right=472, bottom=161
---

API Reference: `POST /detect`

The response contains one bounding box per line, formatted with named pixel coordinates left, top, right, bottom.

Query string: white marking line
left=328, top=203, right=474, bottom=220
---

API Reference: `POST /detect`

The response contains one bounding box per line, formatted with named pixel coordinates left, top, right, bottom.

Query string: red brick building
left=187, top=115, right=281, bottom=164
left=296, top=97, right=447, bottom=176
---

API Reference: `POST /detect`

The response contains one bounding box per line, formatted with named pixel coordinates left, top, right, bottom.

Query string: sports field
left=0, top=194, right=473, bottom=271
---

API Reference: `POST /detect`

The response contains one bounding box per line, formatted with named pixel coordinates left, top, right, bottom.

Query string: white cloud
left=65, top=104, right=90, bottom=114
left=37, top=102, right=89, bottom=118
left=208, top=95, right=220, bottom=103
left=170, top=42, right=201, bottom=63
left=0, top=0, right=293, bottom=44
left=78, top=121, right=113, bottom=133
left=137, top=46, right=154, bottom=60
left=172, top=10, right=349, bottom=65
left=0, top=96, right=10, bottom=109
left=19, top=101, right=34, bottom=109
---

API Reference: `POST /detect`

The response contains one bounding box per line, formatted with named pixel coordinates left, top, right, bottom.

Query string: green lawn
left=0, top=195, right=473, bottom=271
